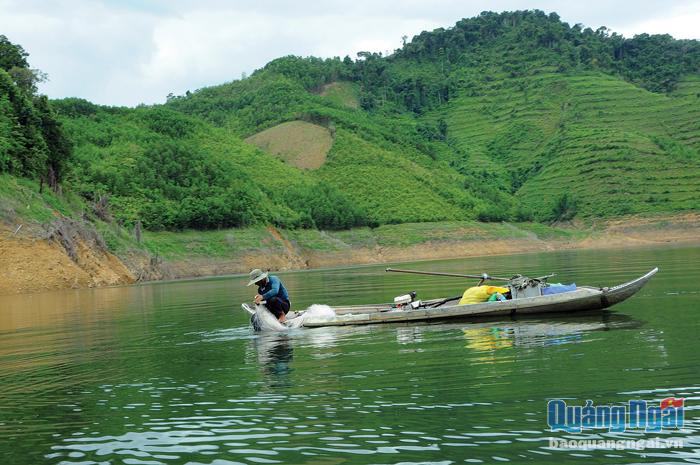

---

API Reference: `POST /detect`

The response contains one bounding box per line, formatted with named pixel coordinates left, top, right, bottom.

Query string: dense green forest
left=1, top=10, right=699, bottom=234
left=0, top=35, right=71, bottom=192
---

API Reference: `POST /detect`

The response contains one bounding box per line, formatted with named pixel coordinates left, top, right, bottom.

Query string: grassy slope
left=319, top=81, right=360, bottom=109
left=0, top=173, right=147, bottom=256
left=317, top=128, right=468, bottom=223
left=435, top=69, right=700, bottom=217
left=142, top=220, right=583, bottom=259
left=669, top=75, right=700, bottom=99
left=0, top=174, right=82, bottom=225
left=244, top=120, right=333, bottom=170
left=0, top=172, right=577, bottom=262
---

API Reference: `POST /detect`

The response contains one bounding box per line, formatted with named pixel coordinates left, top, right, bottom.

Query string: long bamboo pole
left=385, top=268, right=512, bottom=282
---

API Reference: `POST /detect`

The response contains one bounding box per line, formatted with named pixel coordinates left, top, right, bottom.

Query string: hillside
left=437, top=71, right=700, bottom=217
left=53, top=93, right=490, bottom=228
left=32, top=11, right=700, bottom=232
left=347, top=10, right=700, bottom=220
left=1, top=11, right=700, bottom=295
left=164, top=54, right=532, bottom=218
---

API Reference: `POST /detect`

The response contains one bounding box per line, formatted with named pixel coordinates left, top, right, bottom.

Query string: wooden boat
left=242, top=268, right=658, bottom=329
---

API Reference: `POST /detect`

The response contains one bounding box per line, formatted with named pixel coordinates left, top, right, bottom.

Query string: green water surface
left=0, top=245, right=698, bottom=464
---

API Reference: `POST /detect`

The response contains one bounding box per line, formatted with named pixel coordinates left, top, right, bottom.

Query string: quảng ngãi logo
left=547, top=397, right=684, bottom=433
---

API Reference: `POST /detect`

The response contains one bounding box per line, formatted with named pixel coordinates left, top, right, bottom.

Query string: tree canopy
left=0, top=35, right=71, bottom=190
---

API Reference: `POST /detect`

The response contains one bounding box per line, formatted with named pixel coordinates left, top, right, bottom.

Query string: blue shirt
left=258, top=275, right=289, bottom=303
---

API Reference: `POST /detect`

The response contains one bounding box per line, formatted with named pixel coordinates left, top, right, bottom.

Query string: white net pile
left=251, top=304, right=337, bottom=331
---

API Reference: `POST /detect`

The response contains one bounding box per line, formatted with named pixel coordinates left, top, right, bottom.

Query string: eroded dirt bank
left=0, top=220, right=135, bottom=295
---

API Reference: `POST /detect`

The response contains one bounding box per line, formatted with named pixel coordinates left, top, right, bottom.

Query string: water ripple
left=1, top=247, right=698, bottom=463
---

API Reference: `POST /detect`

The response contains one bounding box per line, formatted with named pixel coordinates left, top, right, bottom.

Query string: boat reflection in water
left=396, top=326, right=426, bottom=345
left=461, top=311, right=643, bottom=352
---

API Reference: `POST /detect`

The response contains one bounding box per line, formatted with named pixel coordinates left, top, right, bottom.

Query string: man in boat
left=247, top=268, right=291, bottom=322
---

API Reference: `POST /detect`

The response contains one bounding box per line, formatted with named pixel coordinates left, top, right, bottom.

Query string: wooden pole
left=385, top=268, right=511, bottom=282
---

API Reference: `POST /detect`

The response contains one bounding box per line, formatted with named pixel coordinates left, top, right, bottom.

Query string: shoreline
left=151, top=213, right=700, bottom=279
left=159, top=235, right=698, bottom=281
left=1, top=213, right=699, bottom=296
left=149, top=238, right=697, bottom=287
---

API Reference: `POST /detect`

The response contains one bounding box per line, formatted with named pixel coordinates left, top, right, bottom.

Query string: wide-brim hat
left=247, top=268, right=268, bottom=286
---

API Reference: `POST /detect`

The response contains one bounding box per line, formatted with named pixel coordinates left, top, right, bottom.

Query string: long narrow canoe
left=298, top=268, right=658, bottom=328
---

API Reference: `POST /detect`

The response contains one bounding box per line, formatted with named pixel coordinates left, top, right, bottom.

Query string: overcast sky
left=1, top=0, right=699, bottom=107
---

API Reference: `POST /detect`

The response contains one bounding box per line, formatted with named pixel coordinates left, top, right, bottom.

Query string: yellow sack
left=459, top=285, right=510, bottom=305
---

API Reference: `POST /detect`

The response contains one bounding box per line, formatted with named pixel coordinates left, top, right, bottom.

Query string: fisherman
left=247, top=268, right=291, bottom=322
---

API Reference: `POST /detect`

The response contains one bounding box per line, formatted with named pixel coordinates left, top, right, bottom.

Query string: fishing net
left=287, top=304, right=336, bottom=328
left=251, top=304, right=337, bottom=331
left=251, top=305, right=287, bottom=332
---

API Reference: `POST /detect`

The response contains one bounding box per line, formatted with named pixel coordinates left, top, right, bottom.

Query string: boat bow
left=601, top=267, right=659, bottom=307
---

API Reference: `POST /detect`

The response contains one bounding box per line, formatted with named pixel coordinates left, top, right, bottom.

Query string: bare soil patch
left=245, top=121, right=333, bottom=170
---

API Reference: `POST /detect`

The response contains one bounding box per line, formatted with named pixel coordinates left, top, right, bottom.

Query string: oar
left=425, top=295, right=463, bottom=308
left=385, top=268, right=512, bottom=282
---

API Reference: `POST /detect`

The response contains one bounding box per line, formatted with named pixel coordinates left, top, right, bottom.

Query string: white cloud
left=0, top=0, right=698, bottom=106
left=105, top=7, right=440, bottom=105
left=613, top=4, right=700, bottom=39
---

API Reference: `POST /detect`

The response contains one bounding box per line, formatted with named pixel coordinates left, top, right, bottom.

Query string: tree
left=551, top=193, right=577, bottom=222
left=8, top=66, right=47, bottom=94
left=0, top=35, right=29, bottom=71
left=34, top=95, right=72, bottom=190
left=0, top=35, right=47, bottom=94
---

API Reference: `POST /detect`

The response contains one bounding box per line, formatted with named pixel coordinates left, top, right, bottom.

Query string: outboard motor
left=393, top=291, right=421, bottom=309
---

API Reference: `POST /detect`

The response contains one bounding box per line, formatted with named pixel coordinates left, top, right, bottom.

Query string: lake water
left=1, top=245, right=698, bottom=464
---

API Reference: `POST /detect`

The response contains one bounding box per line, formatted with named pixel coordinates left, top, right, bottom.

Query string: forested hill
left=1, top=10, right=699, bottom=236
